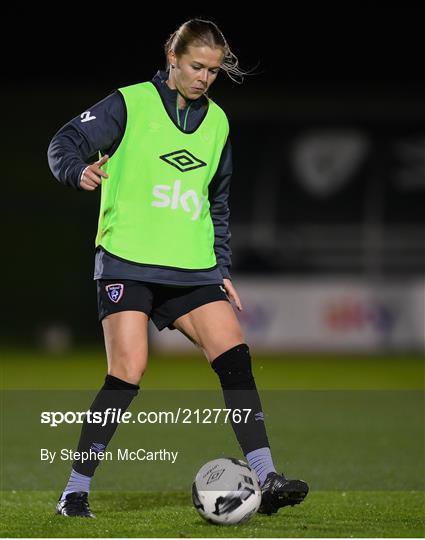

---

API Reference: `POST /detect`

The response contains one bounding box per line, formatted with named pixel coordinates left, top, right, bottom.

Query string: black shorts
left=97, top=279, right=230, bottom=331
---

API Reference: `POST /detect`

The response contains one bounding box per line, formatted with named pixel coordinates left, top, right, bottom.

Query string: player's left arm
left=208, top=137, right=243, bottom=311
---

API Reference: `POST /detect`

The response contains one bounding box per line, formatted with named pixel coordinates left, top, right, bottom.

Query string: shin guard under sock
left=211, top=343, right=270, bottom=455
left=72, top=374, right=139, bottom=477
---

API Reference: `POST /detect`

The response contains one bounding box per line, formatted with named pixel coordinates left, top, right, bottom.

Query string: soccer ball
left=192, top=457, right=261, bottom=525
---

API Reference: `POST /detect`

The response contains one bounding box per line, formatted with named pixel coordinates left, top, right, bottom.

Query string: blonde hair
left=164, top=18, right=258, bottom=84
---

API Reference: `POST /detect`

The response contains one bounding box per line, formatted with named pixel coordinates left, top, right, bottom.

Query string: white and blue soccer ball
left=192, top=457, right=261, bottom=525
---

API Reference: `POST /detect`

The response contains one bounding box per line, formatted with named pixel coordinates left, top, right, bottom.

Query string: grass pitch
left=1, top=348, right=424, bottom=537
left=1, top=490, right=424, bottom=537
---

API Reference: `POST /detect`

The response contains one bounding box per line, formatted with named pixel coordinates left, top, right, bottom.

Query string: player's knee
left=204, top=334, right=245, bottom=362
left=108, top=356, right=147, bottom=385
left=109, top=348, right=148, bottom=384
left=210, top=343, right=256, bottom=390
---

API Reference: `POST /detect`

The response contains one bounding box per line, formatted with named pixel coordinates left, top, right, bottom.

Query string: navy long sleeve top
left=48, top=69, right=232, bottom=285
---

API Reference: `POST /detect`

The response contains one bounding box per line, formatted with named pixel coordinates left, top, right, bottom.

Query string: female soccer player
left=48, top=18, right=308, bottom=518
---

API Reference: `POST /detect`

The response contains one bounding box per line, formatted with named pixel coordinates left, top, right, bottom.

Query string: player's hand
left=79, top=155, right=109, bottom=191
left=223, top=278, right=243, bottom=311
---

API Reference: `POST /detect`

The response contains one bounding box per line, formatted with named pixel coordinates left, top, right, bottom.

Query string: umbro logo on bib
left=159, top=149, right=207, bottom=172
left=105, top=283, right=124, bottom=303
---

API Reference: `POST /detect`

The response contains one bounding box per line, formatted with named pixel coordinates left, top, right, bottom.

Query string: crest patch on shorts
left=105, top=283, right=124, bottom=303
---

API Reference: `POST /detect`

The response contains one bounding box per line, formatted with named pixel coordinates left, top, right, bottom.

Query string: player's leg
left=102, top=310, right=149, bottom=383
left=173, top=299, right=244, bottom=361
left=57, top=280, right=151, bottom=517
left=172, top=298, right=309, bottom=514
left=173, top=300, right=274, bottom=478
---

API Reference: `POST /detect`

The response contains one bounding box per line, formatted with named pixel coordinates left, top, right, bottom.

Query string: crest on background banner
left=292, top=130, right=370, bottom=197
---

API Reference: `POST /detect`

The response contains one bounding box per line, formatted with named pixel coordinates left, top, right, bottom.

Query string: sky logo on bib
left=159, top=149, right=206, bottom=172
left=152, top=180, right=205, bottom=220
left=105, top=283, right=124, bottom=303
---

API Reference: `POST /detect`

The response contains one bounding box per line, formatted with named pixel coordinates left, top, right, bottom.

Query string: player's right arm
left=47, top=91, right=125, bottom=191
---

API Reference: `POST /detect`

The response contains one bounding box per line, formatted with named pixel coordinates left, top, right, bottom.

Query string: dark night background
left=2, top=6, right=424, bottom=346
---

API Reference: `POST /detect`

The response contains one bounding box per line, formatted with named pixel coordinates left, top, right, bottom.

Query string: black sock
left=211, top=343, right=270, bottom=455
left=72, top=374, right=139, bottom=477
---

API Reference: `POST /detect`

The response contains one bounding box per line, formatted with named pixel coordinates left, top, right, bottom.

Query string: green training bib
left=95, top=82, right=229, bottom=270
